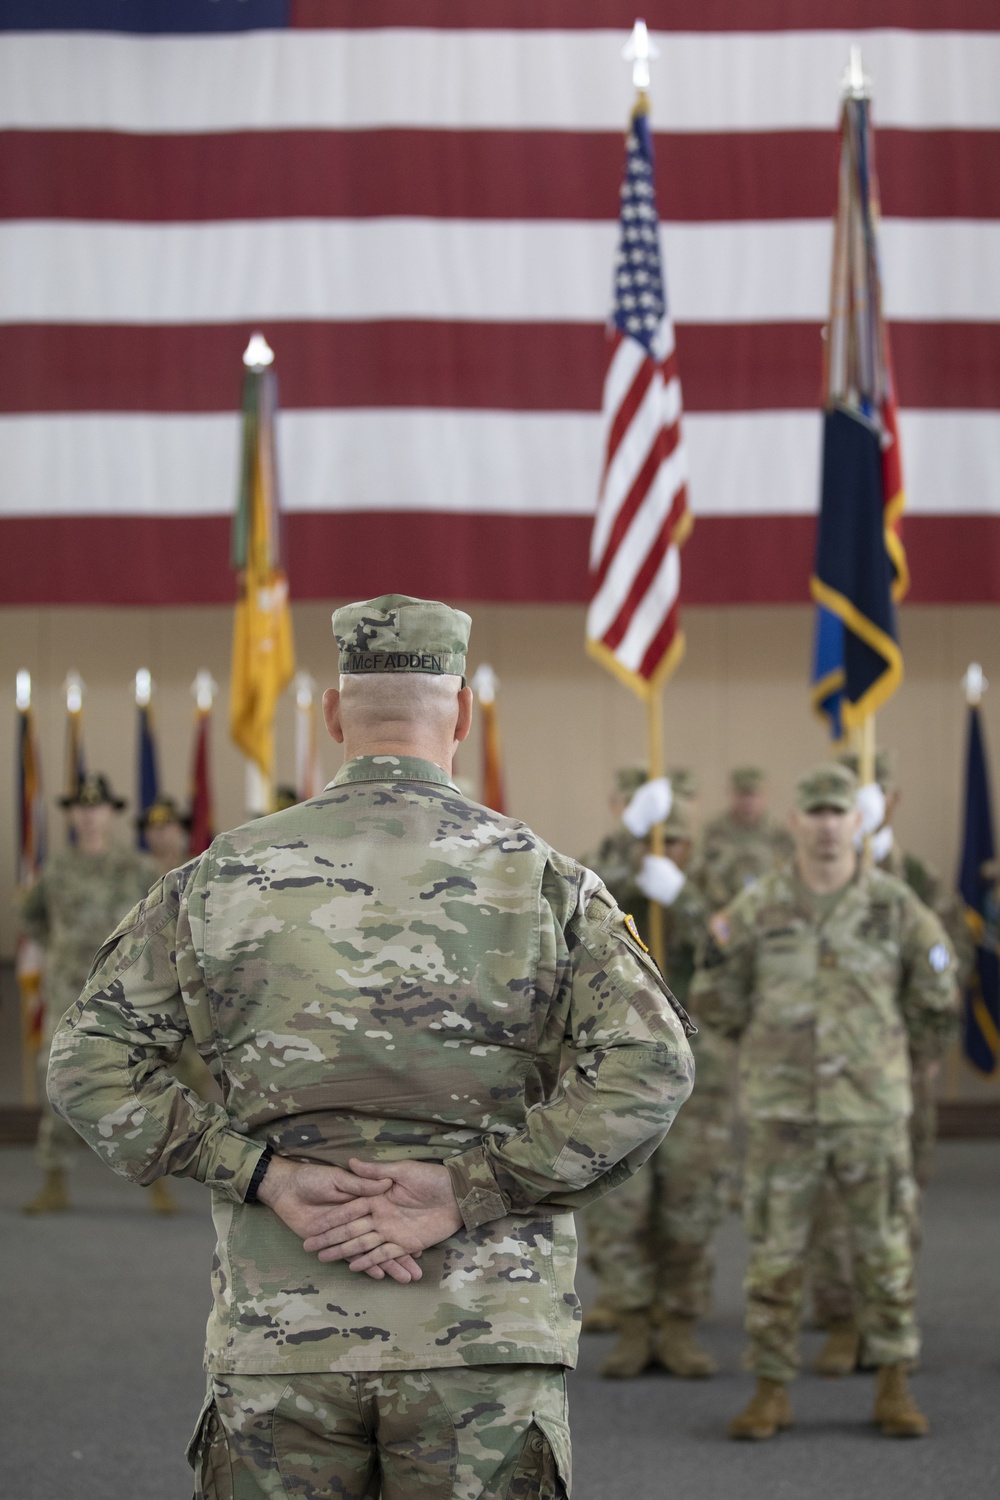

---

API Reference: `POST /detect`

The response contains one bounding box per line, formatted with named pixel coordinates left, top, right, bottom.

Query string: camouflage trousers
left=807, top=1075, right=935, bottom=1327
left=188, top=1365, right=570, bottom=1500
left=743, top=1119, right=919, bottom=1382
left=581, top=1101, right=732, bottom=1318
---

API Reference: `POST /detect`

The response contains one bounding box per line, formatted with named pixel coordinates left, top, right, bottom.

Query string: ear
left=454, top=685, right=474, bottom=744
left=322, top=687, right=344, bottom=744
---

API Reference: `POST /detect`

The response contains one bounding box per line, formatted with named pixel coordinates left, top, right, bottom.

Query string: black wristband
left=244, top=1144, right=274, bottom=1204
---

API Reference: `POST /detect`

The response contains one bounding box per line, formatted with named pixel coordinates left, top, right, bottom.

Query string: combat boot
left=581, top=1299, right=619, bottom=1334
left=148, top=1179, right=180, bottom=1215
left=728, top=1378, right=793, bottom=1440
left=655, top=1314, right=717, bottom=1377
left=22, top=1168, right=70, bottom=1214
left=813, top=1317, right=860, bottom=1376
left=600, top=1311, right=655, bottom=1379
left=872, top=1364, right=929, bottom=1437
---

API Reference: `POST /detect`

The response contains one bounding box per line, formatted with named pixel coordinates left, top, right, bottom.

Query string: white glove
left=870, top=825, right=895, bottom=864
left=622, top=777, right=672, bottom=838
left=855, top=781, right=886, bottom=836
left=636, top=854, right=686, bottom=907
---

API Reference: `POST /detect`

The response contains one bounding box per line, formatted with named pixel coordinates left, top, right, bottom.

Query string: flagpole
left=949, top=662, right=990, bottom=1096
left=16, top=669, right=43, bottom=1105
left=859, top=713, right=876, bottom=870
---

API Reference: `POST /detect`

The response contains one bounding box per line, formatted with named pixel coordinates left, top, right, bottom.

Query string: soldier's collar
left=328, top=754, right=460, bottom=792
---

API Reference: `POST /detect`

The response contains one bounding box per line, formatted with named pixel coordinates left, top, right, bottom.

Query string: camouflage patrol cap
left=661, top=798, right=694, bottom=843
left=796, top=761, right=857, bottom=812
left=838, top=748, right=895, bottom=791
left=731, top=766, right=765, bottom=793
left=332, top=594, right=472, bottom=682
left=667, top=767, right=699, bottom=800
left=615, top=766, right=648, bottom=797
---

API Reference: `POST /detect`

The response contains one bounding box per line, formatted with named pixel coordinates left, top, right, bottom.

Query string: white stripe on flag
left=2, top=29, right=997, bottom=132
left=587, top=442, right=689, bottom=641
left=613, top=543, right=682, bottom=673
left=2, top=218, right=998, bottom=325
left=590, top=371, right=674, bottom=567
left=1, top=408, right=996, bottom=520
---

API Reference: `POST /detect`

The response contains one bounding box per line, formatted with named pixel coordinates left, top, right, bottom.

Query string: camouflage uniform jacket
left=689, top=863, right=958, bottom=1124
left=690, top=812, right=794, bottom=911
left=20, top=844, right=156, bottom=1036
left=48, top=754, right=694, bottom=1375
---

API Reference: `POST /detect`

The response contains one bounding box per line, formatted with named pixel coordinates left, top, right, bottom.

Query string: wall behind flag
left=4, top=601, right=1000, bottom=966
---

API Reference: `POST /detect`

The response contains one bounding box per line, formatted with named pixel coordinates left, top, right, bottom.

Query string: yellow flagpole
left=858, top=712, right=876, bottom=870
left=647, top=687, right=667, bottom=969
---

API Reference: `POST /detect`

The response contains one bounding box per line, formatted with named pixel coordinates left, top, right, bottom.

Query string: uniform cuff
left=202, top=1133, right=270, bottom=1204
left=444, top=1145, right=509, bottom=1229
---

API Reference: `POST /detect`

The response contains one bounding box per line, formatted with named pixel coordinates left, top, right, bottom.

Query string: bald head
left=323, top=673, right=473, bottom=772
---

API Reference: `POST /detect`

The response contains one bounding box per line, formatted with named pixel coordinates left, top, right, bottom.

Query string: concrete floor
left=1, top=1141, right=998, bottom=1500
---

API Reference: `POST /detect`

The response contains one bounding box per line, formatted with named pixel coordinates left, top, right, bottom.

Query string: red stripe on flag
left=601, top=354, right=657, bottom=480
left=4, top=322, right=995, bottom=417
left=290, top=2, right=1000, bottom=32
left=599, top=515, right=675, bottom=652
left=638, top=596, right=682, bottom=682
left=593, top=419, right=683, bottom=588
left=1, top=513, right=999, bottom=605
left=3, top=128, right=996, bottom=222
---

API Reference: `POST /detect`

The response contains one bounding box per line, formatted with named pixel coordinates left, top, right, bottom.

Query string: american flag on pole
left=586, top=102, right=691, bottom=698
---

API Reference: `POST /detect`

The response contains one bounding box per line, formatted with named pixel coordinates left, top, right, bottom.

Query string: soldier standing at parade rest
left=807, top=750, right=962, bottom=1373
left=689, top=766, right=794, bottom=910
left=47, top=594, right=695, bottom=1498
left=20, top=774, right=173, bottom=1214
left=585, top=796, right=737, bottom=1380
left=690, top=762, right=958, bottom=1440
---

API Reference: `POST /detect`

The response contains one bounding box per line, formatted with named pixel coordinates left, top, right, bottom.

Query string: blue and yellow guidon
left=624, top=913, right=648, bottom=952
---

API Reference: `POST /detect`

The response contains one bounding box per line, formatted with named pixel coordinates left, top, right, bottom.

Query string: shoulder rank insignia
left=624, top=912, right=649, bottom=952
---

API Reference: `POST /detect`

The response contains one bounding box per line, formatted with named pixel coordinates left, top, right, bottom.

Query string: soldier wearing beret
left=20, top=774, right=162, bottom=1214
left=690, top=762, right=958, bottom=1441
left=689, top=766, right=794, bottom=911
left=47, top=593, right=695, bottom=1497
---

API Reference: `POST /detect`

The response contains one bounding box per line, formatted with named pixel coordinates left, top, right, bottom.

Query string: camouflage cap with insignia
left=615, top=766, right=648, bottom=798
left=731, top=766, right=765, bottom=793
left=796, top=761, right=857, bottom=813
left=838, top=748, right=895, bottom=791
left=667, top=766, right=699, bottom=800
left=332, top=594, right=472, bottom=683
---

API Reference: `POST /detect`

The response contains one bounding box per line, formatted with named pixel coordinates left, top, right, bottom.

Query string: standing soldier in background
left=20, top=774, right=171, bottom=1214
left=586, top=797, right=737, bottom=1380
left=47, top=594, right=695, bottom=1497
left=141, top=795, right=219, bottom=1118
left=691, top=763, right=957, bottom=1440
left=690, top=766, right=794, bottom=910
left=807, top=750, right=962, bottom=1372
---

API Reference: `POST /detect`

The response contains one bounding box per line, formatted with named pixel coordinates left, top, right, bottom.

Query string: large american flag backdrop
left=0, top=1, right=997, bottom=608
